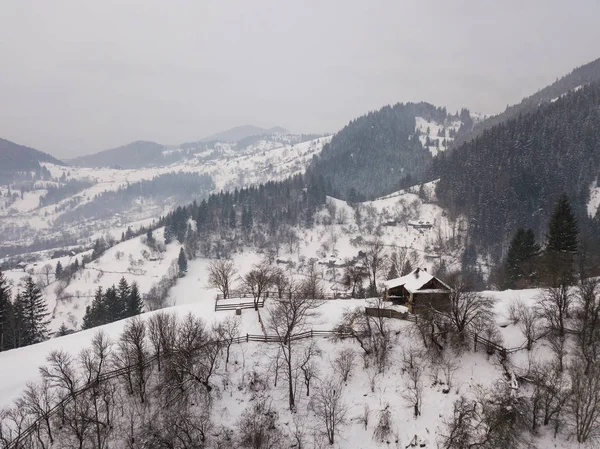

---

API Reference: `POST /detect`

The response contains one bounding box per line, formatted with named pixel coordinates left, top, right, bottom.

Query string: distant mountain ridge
left=200, top=125, right=288, bottom=143
left=454, top=57, right=600, bottom=147
left=69, top=125, right=291, bottom=169
left=0, top=138, right=65, bottom=182
left=68, top=140, right=166, bottom=169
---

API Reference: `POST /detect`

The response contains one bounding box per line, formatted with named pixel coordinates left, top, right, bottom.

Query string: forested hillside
left=454, top=57, right=600, bottom=147
left=0, top=138, right=64, bottom=183
left=69, top=140, right=167, bottom=169
left=308, top=102, right=472, bottom=200
left=435, top=80, right=600, bottom=259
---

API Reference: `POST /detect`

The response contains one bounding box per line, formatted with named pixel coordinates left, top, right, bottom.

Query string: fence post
left=474, top=333, right=478, bottom=352
left=246, top=333, right=249, bottom=343
left=311, top=329, right=313, bottom=338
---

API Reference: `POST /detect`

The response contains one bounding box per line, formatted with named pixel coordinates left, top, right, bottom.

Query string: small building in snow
left=383, top=268, right=451, bottom=313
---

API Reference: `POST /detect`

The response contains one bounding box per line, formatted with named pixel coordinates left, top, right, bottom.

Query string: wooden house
left=383, top=268, right=451, bottom=313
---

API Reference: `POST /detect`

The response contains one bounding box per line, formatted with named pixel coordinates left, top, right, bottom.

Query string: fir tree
left=20, top=277, right=50, bottom=345
left=0, top=271, right=12, bottom=351
left=546, top=194, right=579, bottom=285
left=504, top=228, right=540, bottom=288
left=547, top=194, right=578, bottom=253
left=126, top=282, right=143, bottom=317
left=178, top=248, right=188, bottom=275
left=55, top=261, right=63, bottom=279
left=146, top=228, right=154, bottom=244
left=105, top=286, right=123, bottom=322
left=82, top=286, right=106, bottom=329
left=12, top=293, right=26, bottom=348
left=57, top=323, right=69, bottom=336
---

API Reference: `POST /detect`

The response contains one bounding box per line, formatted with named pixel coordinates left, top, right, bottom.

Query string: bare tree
left=402, top=348, right=425, bottom=417
left=574, top=279, right=600, bottom=374
left=267, top=295, right=321, bottom=410
left=147, top=311, right=178, bottom=372
left=444, top=281, right=494, bottom=342
left=241, top=262, right=275, bottom=309
left=299, top=340, right=321, bottom=396
left=298, top=261, right=324, bottom=299
left=333, top=304, right=391, bottom=372
left=537, top=283, right=572, bottom=337
left=41, top=263, right=53, bottom=286
left=362, top=239, right=387, bottom=296
left=216, top=316, right=241, bottom=369
left=113, top=317, right=151, bottom=403
left=372, top=404, right=394, bottom=444
left=333, top=348, right=357, bottom=383
left=237, top=399, right=285, bottom=449
left=207, top=259, right=237, bottom=299
left=20, top=379, right=56, bottom=446
left=517, top=303, right=540, bottom=351
left=310, top=377, right=347, bottom=445
left=341, top=262, right=366, bottom=298
left=568, top=360, right=600, bottom=444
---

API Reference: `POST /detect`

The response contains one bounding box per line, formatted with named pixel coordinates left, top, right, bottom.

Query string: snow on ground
left=415, top=116, right=461, bottom=157
left=0, top=135, right=331, bottom=253
left=588, top=179, right=600, bottom=217
left=0, top=284, right=570, bottom=447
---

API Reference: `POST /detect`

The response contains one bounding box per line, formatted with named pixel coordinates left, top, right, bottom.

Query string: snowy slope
left=0, top=135, right=331, bottom=254
left=415, top=116, right=461, bottom=157
left=4, top=181, right=465, bottom=335
left=0, top=282, right=573, bottom=448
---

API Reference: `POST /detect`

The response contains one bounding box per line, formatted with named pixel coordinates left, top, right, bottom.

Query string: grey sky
left=1, top=0, right=599, bottom=158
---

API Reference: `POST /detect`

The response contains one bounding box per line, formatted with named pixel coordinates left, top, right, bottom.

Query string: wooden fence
left=3, top=329, right=346, bottom=449
left=364, top=306, right=522, bottom=356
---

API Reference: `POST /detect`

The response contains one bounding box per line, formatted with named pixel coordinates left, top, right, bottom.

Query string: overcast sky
left=1, top=1, right=599, bottom=158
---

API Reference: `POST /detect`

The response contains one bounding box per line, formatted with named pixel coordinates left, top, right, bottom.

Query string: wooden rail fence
left=3, top=329, right=347, bottom=449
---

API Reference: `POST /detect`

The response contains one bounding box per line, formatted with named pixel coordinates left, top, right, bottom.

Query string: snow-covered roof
left=384, top=268, right=451, bottom=293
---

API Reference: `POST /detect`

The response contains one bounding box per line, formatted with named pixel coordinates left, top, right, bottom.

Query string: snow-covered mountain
left=0, top=134, right=331, bottom=258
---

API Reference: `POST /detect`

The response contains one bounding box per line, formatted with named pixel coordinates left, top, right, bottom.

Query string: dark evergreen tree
left=55, top=261, right=63, bottom=279
left=0, top=271, right=12, bottom=351
left=164, top=218, right=173, bottom=244
left=20, top=277, right=50, bottom=345
left=545, top=194, right=579, bottom=285
left=57, top=323, right=69, bottom=336
left=12, top=293, right=26, bottom=348
left=547, top=194, right=579, bottom=253
left=126, top=282, right=144, bottom=317
left=105, top=286, right=123, bottom=322
left=178, top=248, right=188, bottom=275
left=146, top=228, right=154, bottom=244
left=117, top=277, right=131, bottom=318
left=504, top=228, right=541, bottom=288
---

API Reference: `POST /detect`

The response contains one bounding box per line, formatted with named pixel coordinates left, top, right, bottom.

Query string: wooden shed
left=383, top=268, right=451, bottom=313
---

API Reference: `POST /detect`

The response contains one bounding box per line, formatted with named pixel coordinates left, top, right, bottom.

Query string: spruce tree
left=178, top=248, right=188, bottom=275
left=12, top=293, right=26, bottom=348
left=547, top=194, right=578, bottom=253
left=126, top=282, right=143, bottom=317
left=0, top=271, right=12, bottom=351
left=546, top=194, right=579, bottom=285
left=20, top=277, right=50, bottom=345
left=55, top=261, right=63, bottom=279
left=105, top=286, right=123, bottom=322
left=504, top=228, right=540, bottom=288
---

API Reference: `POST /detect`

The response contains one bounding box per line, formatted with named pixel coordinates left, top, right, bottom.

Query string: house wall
left=412, top=292, right=450, bottom=314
